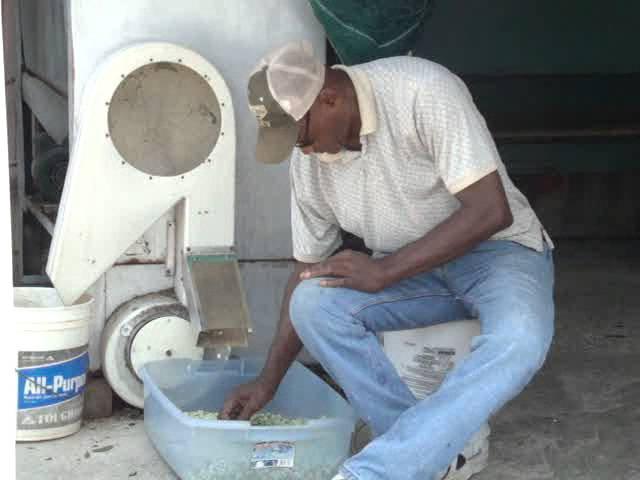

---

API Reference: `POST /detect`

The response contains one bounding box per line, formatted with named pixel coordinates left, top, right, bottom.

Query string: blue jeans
left=290, top=240, right=555, bottom=480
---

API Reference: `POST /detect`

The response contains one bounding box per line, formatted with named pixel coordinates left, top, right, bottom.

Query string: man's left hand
left=299, top=250, right=388, bottom=292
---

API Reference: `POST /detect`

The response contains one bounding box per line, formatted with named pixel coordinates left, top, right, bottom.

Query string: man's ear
left=317, top=87, right=339, bottom=107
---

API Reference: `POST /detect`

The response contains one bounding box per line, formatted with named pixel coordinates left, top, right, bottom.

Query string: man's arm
left=300, top=172, right=512, bottom=291
left=380, top=170, right=512, bottom=284
left=220, top=261, right=309, bottom=419
left=259, top=261, right=308, bottom=386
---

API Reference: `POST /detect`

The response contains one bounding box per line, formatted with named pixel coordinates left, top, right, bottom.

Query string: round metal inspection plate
left=108, top=62, right=221, bottom=177
left=129, top=315, right=202, bottom=381
left=101, top=294, right=203, bottom=409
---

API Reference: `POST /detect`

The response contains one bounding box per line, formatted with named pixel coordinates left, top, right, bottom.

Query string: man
left=221, top=41, right=555, bottom=480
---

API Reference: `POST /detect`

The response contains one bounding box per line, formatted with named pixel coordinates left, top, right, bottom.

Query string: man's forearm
left=381, top=177, right=513, bottom=285
left=258, top=263, right=307, bottom=386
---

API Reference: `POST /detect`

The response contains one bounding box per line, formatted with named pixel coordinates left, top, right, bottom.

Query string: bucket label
left=400, top=344, right=456, bottom=400
left=17, top=345, right=88, bottom=429
left=18, top=345, right=87, bottom=368
left=17, top=395, right=84, bottom=430
left=251, top=442, right=295, bottom=469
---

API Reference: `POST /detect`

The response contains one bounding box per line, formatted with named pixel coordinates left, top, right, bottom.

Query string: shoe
left=440, top=447, right=489, bottom=480
left=337, top=424, right=490, bottom=480
left=438, top=423, right=491, bottom=480
left=334, top=445, right=488, bottom=480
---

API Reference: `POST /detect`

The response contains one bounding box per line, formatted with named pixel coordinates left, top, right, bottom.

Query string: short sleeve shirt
left=290, top=56, right=552, bottom=263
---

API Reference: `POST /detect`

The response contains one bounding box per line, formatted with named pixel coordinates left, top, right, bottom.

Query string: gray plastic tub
left=141, top=358, right=357, bottom=480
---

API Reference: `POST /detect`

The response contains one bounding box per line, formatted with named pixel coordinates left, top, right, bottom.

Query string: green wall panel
left=500, top=141, right=640, bottom=175
left=416, top=1, right=640, bottom=75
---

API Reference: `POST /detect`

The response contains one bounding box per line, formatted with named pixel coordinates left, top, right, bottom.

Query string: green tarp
left=308, top=0, right=433, bottom=65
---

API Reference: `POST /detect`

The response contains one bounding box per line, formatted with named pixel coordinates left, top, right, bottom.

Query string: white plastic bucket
left=383, top=320, right=481, bottom=400
left=15, top=287, right=92, bottom=441
left=383, top=320, right=491, bottom=474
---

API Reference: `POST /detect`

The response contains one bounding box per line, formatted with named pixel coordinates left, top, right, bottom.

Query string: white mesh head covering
left=256, top=40, right=325, bottom=121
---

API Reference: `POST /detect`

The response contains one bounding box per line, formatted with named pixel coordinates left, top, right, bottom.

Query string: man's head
left=248, top=41, right=359, bottom=164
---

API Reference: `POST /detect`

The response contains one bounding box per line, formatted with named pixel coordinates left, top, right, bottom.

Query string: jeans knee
left=474, top=329, right=551, bottom=385
left=508, top=333, right=552, bottom=378
left=289, top=279, right=330, bottom=337
left=289, top=279, right=362, bottom=340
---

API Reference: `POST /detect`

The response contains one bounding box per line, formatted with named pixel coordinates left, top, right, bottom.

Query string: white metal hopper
left=48, top=42, right=250, bottom=351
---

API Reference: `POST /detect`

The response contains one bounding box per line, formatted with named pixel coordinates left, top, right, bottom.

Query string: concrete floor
left=475, top=240, right=640, bottom=480
left=17, top=408, right=177, bottom=480
left=16, top=240, right=640, bottom=479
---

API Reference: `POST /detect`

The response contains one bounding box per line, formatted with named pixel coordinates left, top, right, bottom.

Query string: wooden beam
left=495, top=126, right=640, bottom=144
left=2, top=0, right=24, bottom=283
left=22, top=71, right=68, bottom=144
left=25, top=197, right=56, bottom=236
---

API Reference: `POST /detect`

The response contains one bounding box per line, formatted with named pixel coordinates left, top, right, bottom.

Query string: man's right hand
left=220, top=263, right=308, bottom=421
left=219, top=377, right=278, bottom=420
